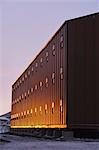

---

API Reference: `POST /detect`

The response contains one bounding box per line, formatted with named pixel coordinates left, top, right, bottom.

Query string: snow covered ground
left=0, top=134, right=99, bottom=150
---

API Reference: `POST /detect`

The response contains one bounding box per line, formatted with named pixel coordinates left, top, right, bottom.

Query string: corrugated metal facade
left=11, top=23, right=67, bottom=128
left=67, top=13, right=99, bottom=129
left=11, top=12, right=99, bottom=130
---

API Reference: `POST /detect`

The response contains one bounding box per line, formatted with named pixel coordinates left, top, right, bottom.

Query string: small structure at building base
left=0, top=112, right=10, bottom=134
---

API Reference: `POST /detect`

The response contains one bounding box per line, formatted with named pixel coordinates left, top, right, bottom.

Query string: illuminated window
left=20, top=79, right=22, bottom=84
left=52, top=73, right=55, bottom=84
left=45, top=104, right=48, bottom=114
left=60, top=74, right=63, bottom=80
left=28, top=70, right=30, bottom=76
left=35, top=63, right=38, bottom=72
left=25, top=74, right=27, bottom=78
left=39, top=106, right=42, bottom=112
left=35, top=84, right=38, bottom=90
left=60, top=99, right=63, bottom=112
left=45, top=78, right=48, bottom=83
left=15, top=84, right=17, bottom=89
left=31, top=87, right=33, bottom=93
left=17, top=82, right=19, bottom=87
left=35, top=107, right=37, bottom=113
left=60, top=35, right=64, bottom=42
left=46, top=51, right=48, bottom=57
left=52, top=44, right=55, bottom=50
left=45, top=104, right=47, bottom=110
left=40, top=58, right=43, bottom=67
left=60, top=67, right=63, bottom=74
left=27, top=110, right=29, bottom=115
left=22, top=94, right=24, bottom=99
left=60, top=99, right=62, bottom=106
left=52, top=44, right=55, bottom=56
left=27, top=90, right=29, bottom=96
left=52, top=73, right=55, bottom=79
left=45, top=78, right=48, bottom=87
left=31, top=67, right=34, bottom=72
left=40, top=58, right=43, bottom=63
left=36, top=62, right=38, bottom=67
left=39, top=82, right=43, bottom=90
left=60, top=67, right=63, bottom=80
left=25, top=92, right=27, bottom=98
left=60, top=35, right=64, bottom=48
left=30, top=109, right=33, bottom=114
left=22, top=77, right=24, bottom=82
left=52, top=102, right=55, bottom=114
left=19, top=96, right=21, bottom=101
left=40, top=81, right=43, bottom=87
left=46, top=52, right=49, bottom=62
left=52, top=102, right=55, bottom=108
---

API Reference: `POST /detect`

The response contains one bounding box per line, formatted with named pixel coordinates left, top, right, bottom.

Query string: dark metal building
left=11, top=13, right=99, bottom=131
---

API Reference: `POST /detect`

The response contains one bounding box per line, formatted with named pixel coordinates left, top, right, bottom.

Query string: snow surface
left=0, top=134, right=99, bottom=150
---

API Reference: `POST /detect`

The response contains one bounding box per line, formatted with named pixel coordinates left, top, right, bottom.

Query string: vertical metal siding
left=68, top=13, right=99, bottom=129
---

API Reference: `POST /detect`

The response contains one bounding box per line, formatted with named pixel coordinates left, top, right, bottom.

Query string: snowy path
left=0, top=134, right=99, bottom=150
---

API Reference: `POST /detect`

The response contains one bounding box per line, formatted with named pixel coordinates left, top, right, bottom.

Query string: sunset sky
left=0, top=0, right=99, bottom=115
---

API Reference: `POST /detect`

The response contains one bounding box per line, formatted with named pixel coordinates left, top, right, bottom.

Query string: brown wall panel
left=68, top=13, right=99, bottom=129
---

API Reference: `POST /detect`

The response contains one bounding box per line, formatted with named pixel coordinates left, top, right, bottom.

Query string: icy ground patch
left=0, top=134, right=99, bottom=150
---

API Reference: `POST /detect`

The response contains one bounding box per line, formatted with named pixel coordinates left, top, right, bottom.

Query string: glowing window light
left=46, top=52, right=48, bottom=57
left=22, top=94, right=24, bottom=99
left=52, top=73, right=55, bottom=79
left=28, top=70, right=30, bottom=75
left=25, top=92, right=27, bottom=97
left=17, top=81, right=19, bottom=86
left=30, top=109, right=33, bottom=114
left=60, top=67, right=63, bottom=74
left=35, top=62, right=38, bottom=67
left=35, top=84, right=38, bottom=90
left=60, top=35, right=64, bottom=42
left=35, top=107, right=37, bottom=113
left=28, top=90, right=30, bottom=95
left=31, top=67, right=34, bottom=72
left=52, top=44, right=55, bottom=50
left=40, top=82, right=43, bottom=87
left=60, top=74, right=63, bottom=80
left=22, top=77, right=24, bottom=81
left=45, top=78, right=48, bottom=87
left=45, top=104, right=48, bottom=110
left=15, top=84, right=17, bottom=89
left=20, top=79, right=22, bottom=84
left=52, top=102, right=55, bottom=108
left=52, top=44, right=55, bottom=56
left=19, top=96, right=21, bottom=101
left=31, top=88, right=33, bottom=92
left=40, top=58, right=43, bottom=63
left=25, top=74, right=27, bottom=78
left=40, top=106, right=42, bottom=111
left=45, top=78, right=48, bottom=83
left=60, top=106, right=63, bottom=112
left=60, top=99, right=62, bottom=106
left=27, top=110, right=29, bottom=115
